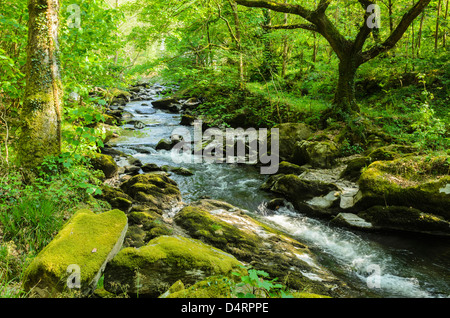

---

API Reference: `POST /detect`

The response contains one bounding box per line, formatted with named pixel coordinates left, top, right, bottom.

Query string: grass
left=246, top=82, right=330, bottom=116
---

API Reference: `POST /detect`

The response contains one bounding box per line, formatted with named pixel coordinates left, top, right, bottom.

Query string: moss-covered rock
left=90, top=154, right=118, bottom=179
left=23, top=209, right=128, bottom=297
left=174, top=206, right=260, bottom=260
left=273, top=123, right=313, bottom=162
left=103, top=235, right=243, bottom=297
left=340, top=145, right=418, bottom=182
left=277, top=161, right=307, bottom=175
left=161, top=276, right=235, bottom=298
left=174, top=199, right=351, bottom=297
left=263, top=174, right=340, bottom=213
left=293, top=140, right=339, bottom=169
left=358, top=206, right=450, bottom=236
left=120, top=173, right=182, bottom=211
left=357, top=155, right=450, bottom=221
left=95, top=185, right=133, bottom=212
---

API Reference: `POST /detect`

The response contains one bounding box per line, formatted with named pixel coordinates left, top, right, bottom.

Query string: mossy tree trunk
left=17, top=0, right=62, bottom=172
left=333, top=55, right=361, bottom=115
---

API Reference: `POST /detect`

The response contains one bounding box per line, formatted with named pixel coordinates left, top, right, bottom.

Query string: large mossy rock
left=103, top=235, right=243, bottom=297
left=273, top=123, right=313, bottom=162
left=173, top=199, right=351, bottom=297
left=90, top=154, right=119, bottom=179
left=261, top=174, right=340, bottom=216
left=340, top=145, right=418, bottom=182
left=23, top=209, right=128, bottom=297
left=120, top=173, right=182, bottom=211
left=356, top=155, right=450, bottom=220
left=293, top=140, right=339, bottom=168
left=358, top=206, right=450, bottom=236
left=94, top=185, right=133, bottom=212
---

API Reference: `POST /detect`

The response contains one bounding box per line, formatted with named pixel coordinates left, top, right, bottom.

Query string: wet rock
left=141, top=163, right=163, bottom=173
left=151, top=98, right=178, bottom=110
left=358, top=206, right=450, bottom=236
left=155, top=138, right=178, bottom=151
left=174, top=200, right=350, bottom=297
left=180, top=114, right=195, bottom=126
left=123, top=165, right=141, bottom=176
left=331, top=213, right=373, bottom=230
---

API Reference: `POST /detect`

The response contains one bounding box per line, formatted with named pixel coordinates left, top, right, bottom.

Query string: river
left=109, top=85, right=450, bottom=298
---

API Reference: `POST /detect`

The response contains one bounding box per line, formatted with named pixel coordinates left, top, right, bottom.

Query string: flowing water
left=110, top=86, right=450, bottom=298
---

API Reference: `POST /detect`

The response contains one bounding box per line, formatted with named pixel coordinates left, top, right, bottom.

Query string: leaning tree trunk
left=18, top=0, right=62, bottom=172
left=333, top=56, right=360, bottom=115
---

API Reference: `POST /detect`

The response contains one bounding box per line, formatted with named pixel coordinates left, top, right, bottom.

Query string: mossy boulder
left=357, top=206, right=450, bottom=236
left=262, top=174, right=340, bottom=215
left=95, top=185, right=133, bottom=212
left=174, top=205, right=260, bottom=260
left=123, top=210, right=173, bottom=247
left=161, top=165, right=194, bottom=176
left=155, top=138, right=177, bottom=151
left=340, top=157, right=372, bottom=182
left=174, top=199, right=350, bottom=297
left=90, top=154, right=118, bottom=179
left=23, top=209, right=128, bottom=297
left=340, top=145, right=418, bottom=182
left=357, top=155, right=450, bottom=220
left=293, top=140, right=339, bottom=169
left=120, top=173, right=182, bottom=211
left=273, top=123, right=313, bottom=162
left=161, top=276, right=235, bottom=298
left=277, top=161, right=307, bottom=175
left=103, top=235, right=243, bottom=297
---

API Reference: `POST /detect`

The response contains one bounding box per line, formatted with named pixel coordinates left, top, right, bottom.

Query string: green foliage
left=232, top=266, right=293, bottom=298
left=0, top=196, right=65, bottom=254
left=340, top=138, right=364, bottom=156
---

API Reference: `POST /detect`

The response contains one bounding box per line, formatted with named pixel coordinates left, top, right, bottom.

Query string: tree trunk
left=333, top=57, right=360, bottom=114
left=18, top=0, right=62, bottom=172
left=435, top=0, right=442, bottom=51
left=444, top=0, right=449, bottom=47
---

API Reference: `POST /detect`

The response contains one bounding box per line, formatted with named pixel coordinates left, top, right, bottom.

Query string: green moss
left=90, top=154, right=118, bottom=179
left=358, top=156, right=450, bottom=219
left=104, top=236, right=244, bottom=297
left=111, top=236, right=241, bottom=273
left=174, top=206, right=259, bottom=255
left=164, top=276, right=234, bottom=298
left=291, top=292, right=331, bottom=298
left=23, top=209, right=128, bottom=295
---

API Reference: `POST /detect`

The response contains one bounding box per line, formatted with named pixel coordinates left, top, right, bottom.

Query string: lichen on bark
left=17, top=0, right=62, bottom=173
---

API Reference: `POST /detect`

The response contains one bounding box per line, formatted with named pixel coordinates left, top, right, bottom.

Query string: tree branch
left=263, top=23, right=319, bottom=32
left=361, top=0, right=432, bottom=62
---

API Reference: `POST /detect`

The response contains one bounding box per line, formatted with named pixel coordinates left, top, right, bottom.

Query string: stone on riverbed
left=173, top=199, right=351, bottom=297
left=120, top=173, right=182, bottom=211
